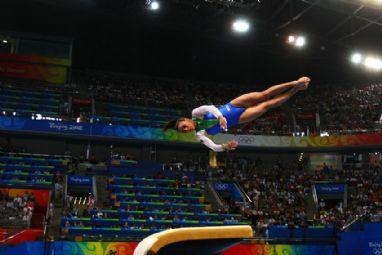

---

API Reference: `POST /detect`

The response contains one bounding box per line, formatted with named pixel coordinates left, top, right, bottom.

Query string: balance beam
left=133, top=225, right=253, bottom=255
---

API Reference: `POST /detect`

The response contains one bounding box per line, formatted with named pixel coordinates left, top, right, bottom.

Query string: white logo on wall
left=238, top=136, right=255, bottom=145
left=49, top=122, right=84, bottom=131
left=369, top=242, right=382, bottom=255
left=215, top=183, right=229, bottom=191
left=70, top=177, right=90, bottom=184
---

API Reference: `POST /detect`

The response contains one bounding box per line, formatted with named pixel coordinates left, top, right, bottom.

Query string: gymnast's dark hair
left=163, top=118, right=198, bottom=132
left=163, top=118, right=183, bottom=132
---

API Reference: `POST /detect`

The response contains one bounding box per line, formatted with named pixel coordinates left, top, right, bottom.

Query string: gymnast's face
left=177, top=118, right=195, bottom=133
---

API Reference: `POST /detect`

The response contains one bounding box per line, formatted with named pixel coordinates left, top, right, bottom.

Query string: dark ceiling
left=1, top=0, right=382, bottom=84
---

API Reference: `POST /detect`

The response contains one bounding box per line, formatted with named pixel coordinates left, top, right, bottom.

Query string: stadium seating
left=93, top=103, right=183, bottom=128
left=0, top=153, right=69, bottom=188
left=0, top=87, right=64, bottom=118
left=61, top=174, right=246, bottom=239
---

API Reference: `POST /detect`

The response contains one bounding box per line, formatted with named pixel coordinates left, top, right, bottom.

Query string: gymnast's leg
left=230, top=77, right=310, bottom=108
left=238, top=87, right=299, bottom=124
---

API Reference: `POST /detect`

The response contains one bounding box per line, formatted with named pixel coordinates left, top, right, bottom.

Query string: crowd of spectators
left=291, top=83, right=382, bottom=134
left=229, top=167, right=310, bottom=235
left=73, top=70, right=382, bottom=135
left=219, top=159, right=382, bottom=234
left=335, top=168, right=382, bottom=224
left=2, top=72, right=381, bottom=135
left=0, top=191, right=35, bottom=228
left=74, top=70, right=188, bottom=109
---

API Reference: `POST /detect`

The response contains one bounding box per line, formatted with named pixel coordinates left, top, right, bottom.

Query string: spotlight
left=2, top=40, right=7, bottom=44
left=351, top=53, right=362, bottom=64
left=149, top=1, right=160, bottom=10
left=364, top=56, right=382, bottom=71
left=232, top=19, right=250, bottom=33
left=287, top=35, right=295, bottom=43
left=287, top=35, right=306, bottom=48
left=295, top=36, right=306, bottom=47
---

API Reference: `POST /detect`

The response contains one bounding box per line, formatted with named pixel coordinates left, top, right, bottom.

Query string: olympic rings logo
left=238, top=136, right=255, bottom=144
left=373, top=248, right=382, bottom=255
left=214, top=183, right=229, bottom=191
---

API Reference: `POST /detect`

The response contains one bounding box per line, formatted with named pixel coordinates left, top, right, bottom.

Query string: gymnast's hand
left=222, top=140, right=238, bottom=151
left=228, top=140, right=238, bottom=149
left=218, top=116, right=228, bottom=130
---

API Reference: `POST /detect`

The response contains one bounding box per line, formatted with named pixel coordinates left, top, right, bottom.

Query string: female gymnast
left=164, top=77, right=311, bottom=152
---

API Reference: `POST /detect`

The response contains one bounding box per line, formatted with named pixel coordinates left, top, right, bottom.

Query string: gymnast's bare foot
left=295, top=76, right=311, bottom=91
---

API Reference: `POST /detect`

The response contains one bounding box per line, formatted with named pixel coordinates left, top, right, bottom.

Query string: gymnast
left=164, top=77, right=311, bottom=152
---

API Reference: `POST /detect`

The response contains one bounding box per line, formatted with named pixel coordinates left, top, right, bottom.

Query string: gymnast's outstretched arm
left=196, top=130, right=237, bottom=152
left=192, top=105, right=222, bottom=118
left=192, top=105, right=227, bottom=130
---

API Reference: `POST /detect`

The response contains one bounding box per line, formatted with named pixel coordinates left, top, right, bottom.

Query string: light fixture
left=232, top=19, right=250, bottom=33
left=295, top=36, right=306, bottom=47
left=364, top=56, right=382, bottom=71
left=287, top=34, right=306, bottom=48
left=149, top=1, right=160, bottom=10
left=287, top=35, right=295, bottom=43
left=351, top=53, right=362, bottom=64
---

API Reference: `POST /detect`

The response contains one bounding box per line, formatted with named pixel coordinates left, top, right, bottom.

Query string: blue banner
left=315, top=183, right=345, bottom=194
left=68, top=175, right=92, bottom=186
left=214, top=182, right=243, bottom=202
left=364, top=238, right=382, bottom=255
left=214, top=182, right=231, bottom=191
left=0, top=117, right=196, bottom=143
left=0, top=117, right=91, bottom=135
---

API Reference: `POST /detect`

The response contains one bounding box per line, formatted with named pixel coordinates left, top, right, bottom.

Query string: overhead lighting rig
left=204, top=0, right=260, bottom=8
left=172, top=0, right=260, bottom=9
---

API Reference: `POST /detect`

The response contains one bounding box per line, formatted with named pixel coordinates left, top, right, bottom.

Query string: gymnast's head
left=164, top=118, right=196, bottom=133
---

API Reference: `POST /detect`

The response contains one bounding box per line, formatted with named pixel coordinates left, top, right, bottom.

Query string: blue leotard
left=203, top=103, right=246, bottom=135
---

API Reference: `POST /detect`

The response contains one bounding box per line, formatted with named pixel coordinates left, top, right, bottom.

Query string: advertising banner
left=0, top=116, right=197, bottom=143
left=0, top=117, right=91, bottom=136
left=222, top=244, right=336, bottom=255
left=68, top=176, right=93, bottom=186
left=296, top=112, right=316, bottom=120
left=364, top=239, right=382, bottom=255
left=0, top=61, right=67, bottom=84
left=2, top=242, right=336, bottom=255
left=213, top=133, right=382, bottom=148
left=213, top=182, right=243, bottom=202
left=0, top=54, right=71, bottom=67
left=1, top=116, right=382, bottom=149
left=315, top=183, right=345, bottom=194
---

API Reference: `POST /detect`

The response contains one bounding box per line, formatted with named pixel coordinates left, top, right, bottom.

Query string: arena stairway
left=306, top=193, right=316, bottom=220
left=95, top=175, right=109, bottom=207
left=204, top=181, right=225, bottom=211
left=45, top=186, right=66, bottom=240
